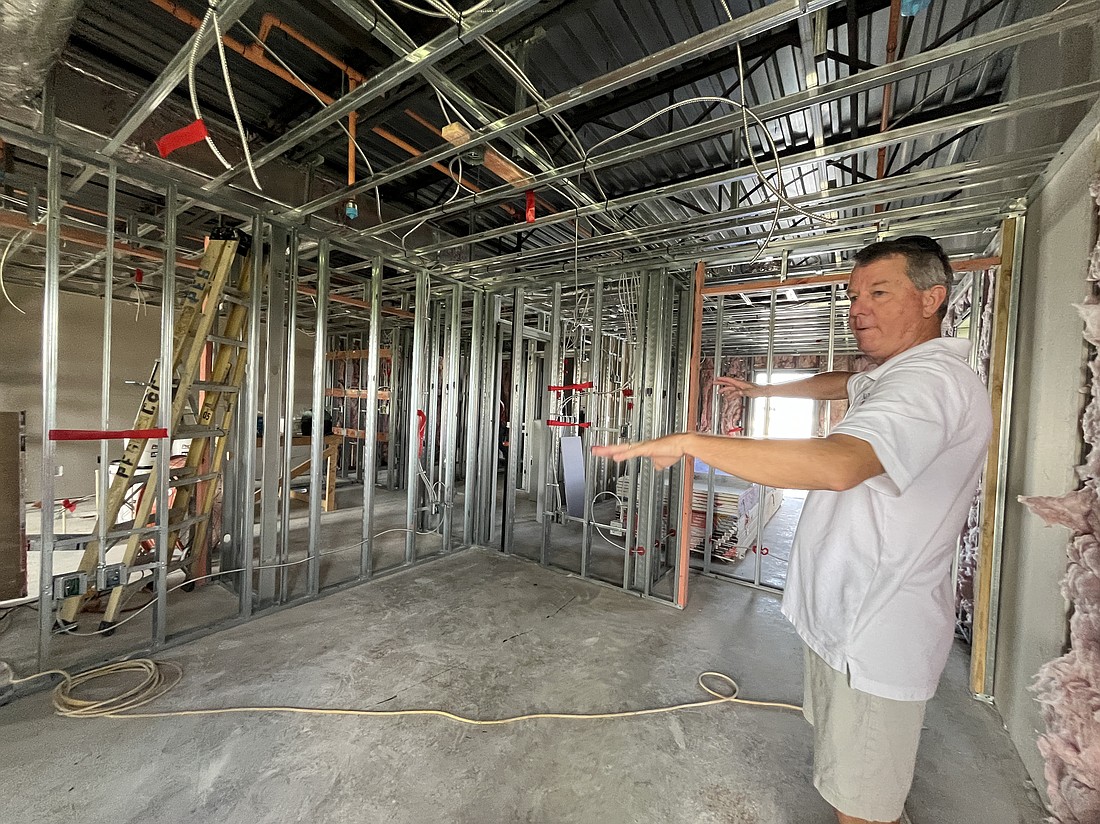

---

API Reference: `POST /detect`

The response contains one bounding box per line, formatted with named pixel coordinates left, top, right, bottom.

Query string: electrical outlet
left=97, top=564, right=125, bottom=590
left=52, top=571, right=87, bottom=600
left=54, top=464, right=63, bottom=477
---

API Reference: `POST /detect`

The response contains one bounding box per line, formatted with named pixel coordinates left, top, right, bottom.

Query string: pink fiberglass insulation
left=1025, top=175, right=1100, bottom=823
left=1019, top=488, right=1097, bottom=536
left=956, top=272, right=996, bottom=641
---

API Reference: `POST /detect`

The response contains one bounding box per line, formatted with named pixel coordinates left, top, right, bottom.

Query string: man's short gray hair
left=853, top=235, right=954, bottom=319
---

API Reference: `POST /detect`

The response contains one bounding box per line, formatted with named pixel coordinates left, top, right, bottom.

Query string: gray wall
left=0, top=284, right=162, bottom=503
left=0, top=283, right=318, bottom=507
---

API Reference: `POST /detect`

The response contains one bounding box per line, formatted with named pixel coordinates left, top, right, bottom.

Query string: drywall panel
left=996, top=123, right=1100, bottom=801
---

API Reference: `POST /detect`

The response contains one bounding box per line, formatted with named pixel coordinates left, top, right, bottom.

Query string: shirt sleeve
left=832, top=362, right=966, bottom=497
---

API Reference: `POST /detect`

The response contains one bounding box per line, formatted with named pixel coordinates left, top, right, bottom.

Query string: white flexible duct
left=0, top=0, right=85, bottom=104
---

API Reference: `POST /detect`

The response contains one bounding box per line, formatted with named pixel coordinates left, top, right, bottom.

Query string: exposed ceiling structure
left=0, top=0, right=1097, bottom=312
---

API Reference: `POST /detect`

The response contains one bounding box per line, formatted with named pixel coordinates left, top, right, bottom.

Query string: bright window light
left=748, top=370, right=815, bottom=439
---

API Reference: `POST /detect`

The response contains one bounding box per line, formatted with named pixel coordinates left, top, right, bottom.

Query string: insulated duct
left=0, top=0, right=85, bottom=104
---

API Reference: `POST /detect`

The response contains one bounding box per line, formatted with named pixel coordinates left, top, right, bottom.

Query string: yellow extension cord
left=12, top=659, right=802, bottom=723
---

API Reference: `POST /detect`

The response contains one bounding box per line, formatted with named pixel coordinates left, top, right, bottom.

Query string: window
left=748, top=370, right=815, bottom=439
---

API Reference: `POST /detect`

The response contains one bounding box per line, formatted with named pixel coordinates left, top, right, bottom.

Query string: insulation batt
left=1019, top=488, right=1097, bottom=535
left=957, top=273, right=995, bottom=640
left=1082, top=356, right=1100, bottom=482
left=1025, top=174, right=1100, bottom=823
left=1078, top=303, right=1100, bottom=348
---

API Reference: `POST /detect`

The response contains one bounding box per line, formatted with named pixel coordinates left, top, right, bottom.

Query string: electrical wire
left=715, top=1, right=830, bottom=262
left=184, top=2, right=263, bottom=190
left=211, top=10, right=262, bottom=191
left=234, top=20, right=383, bottom=222
left=188, top=6, right=234, bottom=172
left=589, top=490, right=627, bottom=548
left=0, top=234, right=27, bottom=315
left=389, top=0, right=451, bottom=17
left=431, top=82, right=474, bottom=132
left=583, top=90, right=834, bottom=228
left=13, top=661, right=799, bottom=722
left=133, top=281, right=147, bottom=322
left=11, top=659, right=184, bottom=718
left=415, top=0, right=610, bottom=207
left=400, top=156, right=465, bottom=253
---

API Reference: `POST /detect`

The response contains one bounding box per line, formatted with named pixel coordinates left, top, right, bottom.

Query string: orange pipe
left=700, top=258, right=1002, bottom=297
left=0, top=209, right=200, bottom=270
left=150, top=0, right=328, bottom=102
left=348, top=78, right=358, bottom=188
left=374, top=124, right=482, bottom=197
left=297, top=285, right=415, bottom=320
left=259, top=13, right=366, bottom=85
left=147, top=0, right=503, bottom=216
left=875, top=0, right=902, bottom=199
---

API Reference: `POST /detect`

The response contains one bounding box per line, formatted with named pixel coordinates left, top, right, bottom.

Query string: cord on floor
left=11, top=660, right=801, bottom=724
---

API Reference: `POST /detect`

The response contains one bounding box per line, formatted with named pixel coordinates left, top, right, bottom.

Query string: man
left=594, top=236, right=991, bottom=824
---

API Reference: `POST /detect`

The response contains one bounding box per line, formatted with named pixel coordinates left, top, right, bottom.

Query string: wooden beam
left=950, top=256, right=1001, bottom=272
left=970, top=217, right=1017, bottom=696
left=676, top=260, right=707, bottom=608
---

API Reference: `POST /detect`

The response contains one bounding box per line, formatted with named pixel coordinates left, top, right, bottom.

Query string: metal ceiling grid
left=0, top=0, right=1097, bottom=306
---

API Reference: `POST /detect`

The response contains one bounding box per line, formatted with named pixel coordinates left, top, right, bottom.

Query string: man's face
left=847, top=254, right=944, bottom=364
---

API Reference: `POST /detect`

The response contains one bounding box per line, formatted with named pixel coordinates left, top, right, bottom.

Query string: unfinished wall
left=0, top=284, right=162, bottom=504
left=997, top=123, right=1100, bottom=800
left=0, top=284, right=317, bottom=507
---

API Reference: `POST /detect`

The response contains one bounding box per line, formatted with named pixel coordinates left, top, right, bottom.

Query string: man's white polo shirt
left=781, top=337, right=992, bottom=702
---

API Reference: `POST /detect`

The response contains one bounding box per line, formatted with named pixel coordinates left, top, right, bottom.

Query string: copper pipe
left=0, top=209, right=200, bottom=269
left=701, top=258, right=1000, bottom=296
left=151, top=0, right=328, bottom=100
left=298, top=285, right=414, bottom=320
left=875, top=0, right=902, bottom=185
left=258, top=13, right=366, bottom=85
left=348, top=78, right=358, bottom=188
left=373, top=124, right=489, bottom=200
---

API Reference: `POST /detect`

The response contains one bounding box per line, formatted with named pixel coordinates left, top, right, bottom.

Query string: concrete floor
left=1, top=549, right=1045, bottom=824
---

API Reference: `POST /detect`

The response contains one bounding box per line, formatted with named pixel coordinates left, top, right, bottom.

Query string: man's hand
left=592, top=434, right=688, bottom=470
left=716, top=376, right=768, bottom=399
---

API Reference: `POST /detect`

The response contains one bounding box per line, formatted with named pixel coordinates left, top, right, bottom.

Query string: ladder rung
left=192, top=381, right=240, bottom=394
left=169, top=512, right=211, bottom=532
left=222, top=289, right=250, bottom=305
left=208, top=334, right=246, bottom=348
left=169, top=472, right=220, bottom=488
left=104, top=523, right=159, bottom=541
left=174, top=425, right=227, bottom=439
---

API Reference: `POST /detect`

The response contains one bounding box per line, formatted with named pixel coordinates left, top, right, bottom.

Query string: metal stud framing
left=6, top=0, right=1082, bottom=681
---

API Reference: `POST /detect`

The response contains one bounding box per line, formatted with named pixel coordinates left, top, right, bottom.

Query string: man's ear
left=923, top=284, right=947, bottom=318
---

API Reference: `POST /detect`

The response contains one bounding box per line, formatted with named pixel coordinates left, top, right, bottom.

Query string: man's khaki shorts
left=803, top=645, right=926, bottom=822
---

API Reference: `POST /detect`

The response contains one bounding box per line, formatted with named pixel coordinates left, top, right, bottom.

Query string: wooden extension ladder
left=57, top=228, right=265, bottom=633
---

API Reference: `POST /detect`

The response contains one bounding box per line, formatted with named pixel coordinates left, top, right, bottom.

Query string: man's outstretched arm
left=593, top=432, right=883, bottom=491
left=717, top=371, right=854, bottom=401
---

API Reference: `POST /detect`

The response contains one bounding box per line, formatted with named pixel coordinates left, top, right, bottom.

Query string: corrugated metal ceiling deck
left=0, top=0, right=1093, bottom=300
